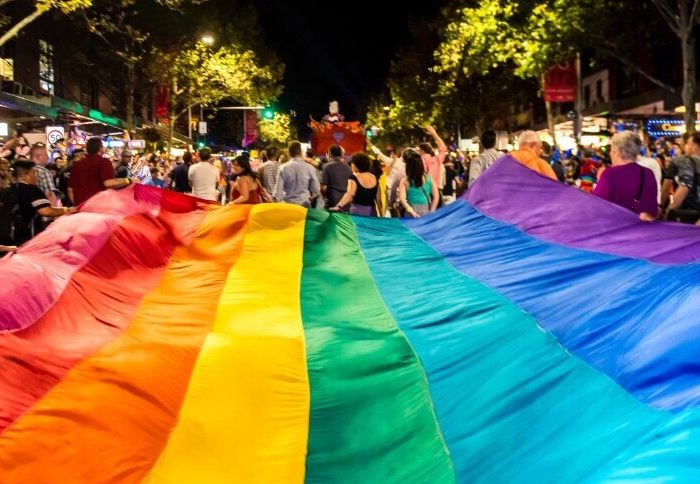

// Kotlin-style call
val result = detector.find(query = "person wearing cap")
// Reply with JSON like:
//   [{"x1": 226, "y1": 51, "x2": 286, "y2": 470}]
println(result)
[
  {"x1": 68, "y1": 138, "x2": 132, "y2": 205},
  {"x1": 116, "y1": 150, "x2": 133, "y2": 178}
]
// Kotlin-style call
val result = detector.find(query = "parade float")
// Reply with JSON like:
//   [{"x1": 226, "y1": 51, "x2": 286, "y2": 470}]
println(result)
[{"x1": 309, "y1": 101, "x2": 366, "y2": 156}]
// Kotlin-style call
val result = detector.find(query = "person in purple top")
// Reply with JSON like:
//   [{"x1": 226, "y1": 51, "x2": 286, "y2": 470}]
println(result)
[{"x1": 593, "y1": 132, "x2": 658, "y2": 221}]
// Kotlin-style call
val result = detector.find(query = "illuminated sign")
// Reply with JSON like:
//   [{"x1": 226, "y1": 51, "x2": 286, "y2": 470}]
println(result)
[
  {"x1": 105, "y1": 139, "x2": 145, "y2": 149},
  {"x1": 646, "y1": 119, "x2": 700, "y2": 138}
]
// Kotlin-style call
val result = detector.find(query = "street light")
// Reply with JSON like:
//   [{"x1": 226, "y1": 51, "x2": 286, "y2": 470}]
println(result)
[{"x1": 196, "y1": 34, "x2": 213, "y2": 143}]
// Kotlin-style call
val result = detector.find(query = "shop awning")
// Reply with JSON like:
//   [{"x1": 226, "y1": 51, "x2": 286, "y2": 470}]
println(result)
[{"x1": 0, "y1": 91, "x2": 58, "y2": 119}]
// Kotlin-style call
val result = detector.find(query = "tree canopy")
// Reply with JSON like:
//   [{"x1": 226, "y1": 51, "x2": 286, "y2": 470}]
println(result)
[{"x1": 258, "y1": 112, "x2": 296, "y2": 146}]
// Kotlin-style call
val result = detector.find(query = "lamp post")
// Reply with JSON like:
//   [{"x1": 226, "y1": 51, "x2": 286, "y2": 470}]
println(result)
[
  {"x1": 575, "y1": 52, "x2": 583, "y2": 145},
  {"x1": 187, "y1": 35, "x2": 215, "y2": 143}
]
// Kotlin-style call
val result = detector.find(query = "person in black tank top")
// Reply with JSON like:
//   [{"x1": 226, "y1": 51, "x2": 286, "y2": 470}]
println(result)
[{"x1": 329, "y1": 153, "x2": 379, "y2": 216}]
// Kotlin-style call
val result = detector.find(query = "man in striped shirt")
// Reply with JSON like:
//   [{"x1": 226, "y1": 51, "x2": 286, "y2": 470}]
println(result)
[
  {"x1": 29, "y1": 142, "x2": 61, "y2": 206},
  {"x1": 258, "y1": 146, "x2": 281, "y2": 195}
]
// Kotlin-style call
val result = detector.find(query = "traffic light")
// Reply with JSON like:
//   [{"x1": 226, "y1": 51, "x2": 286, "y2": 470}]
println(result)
[
  {"x1": 365, "y1": 128, "x2": 373, "y2": 138},
  {"x1": 262, "y1": 107, "x2": 275, "y2": 120},
  {"x1": 197, "y1": 141, "x2": 205, "y2": 149}
]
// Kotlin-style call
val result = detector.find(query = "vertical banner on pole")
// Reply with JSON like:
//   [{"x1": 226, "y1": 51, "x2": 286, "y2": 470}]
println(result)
[
  {"x1": 544, "y1": 59, "x2": 577, "y2": 103},
  {"x1": 155, "y1": 85, "x2": 169, "y2": 121},
  {"x1": 243, "y1": 110, "x2": 258, "y2": 147}
]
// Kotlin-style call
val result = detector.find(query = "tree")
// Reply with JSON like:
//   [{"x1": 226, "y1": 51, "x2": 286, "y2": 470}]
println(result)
[
  {"x1": 80, "y1": 0, "x2": 149, "y2": 130},
  {"x1": 367, "y1": 2, "x2": 546, "y2": 146},
  {"x1": 435, "y1": 0, "x2": 575, "y2": 145},
  {"x1": 258, "y1": 112, "x2": 295, "y2": 146},
  {"x1": 0, "y1": 0, "x2": 197, "y2": 48},
  {"x1": 0, "y1": 1, "x2": 91, "y2": 48},
  {"x1": 650, "y1": 0, "x2": 700, "y2": 132},
  {"x1": 437, "y1": 0, "x2": 700, "y2": 137},
  {"x1": 148, "y1": 41, "x2": 283, "y2": 149},
  {"x1": 366, "y1": 24, "x2": 449, "y2": 144}
]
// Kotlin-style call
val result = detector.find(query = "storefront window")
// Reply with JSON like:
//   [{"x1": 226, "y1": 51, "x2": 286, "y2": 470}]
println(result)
[{"x1": 39, "y1": 40, "x2": 54, "y2": 95}]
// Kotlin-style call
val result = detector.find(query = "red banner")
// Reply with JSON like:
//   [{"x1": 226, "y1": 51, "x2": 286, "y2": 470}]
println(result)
[
  {"x1": 155, "y1": 85, "x2": 169, "y2": 121},
  {"x1": 544, "y1": 59, "x2": 577, "y2": 103},
  {"x1": 243, "y1": 110, "x2": 258, "y2": 147}
]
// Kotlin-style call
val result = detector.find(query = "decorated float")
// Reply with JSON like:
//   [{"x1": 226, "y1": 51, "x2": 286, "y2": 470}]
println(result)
[{"x1": 309, "y1": 101, "x2": 366, "y2": 156}]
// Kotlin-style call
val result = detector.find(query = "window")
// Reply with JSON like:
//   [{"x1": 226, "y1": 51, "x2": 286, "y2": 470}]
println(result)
[
  {"x1": 596, "y1": 80, "x2": 603, "y2": 102},
  {"x1": 81, "y1": 78, "x2": 97, "y2": 108},
  {"x1": 584, "y1": 85, "x2": 591, "y2": 107},
  {"x1": 39, "y1": 40, "x2": 54, "y2": 94}
]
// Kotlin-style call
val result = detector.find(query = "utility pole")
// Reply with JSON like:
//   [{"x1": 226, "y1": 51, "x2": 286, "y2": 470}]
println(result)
[
  {"x1": 243, "y1": 111, "x2": 247, "y2": 148},
  {"x1": 188, "y1": 106, "x2": 192, "y2": 140},
  {"x1": 200, "y1": 104, "x2": 204, "y2": 144},
  {"x1": 457, "y1": 119, "x2": 462, "y2": 148},
  {"x1": 575, "y1": 52, "x2": 583, "y2": 145}
]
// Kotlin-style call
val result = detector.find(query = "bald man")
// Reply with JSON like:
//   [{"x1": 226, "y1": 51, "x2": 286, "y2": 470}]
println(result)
[{"x1": 508, "y1": 131, "x2": 557, "y2": 180}]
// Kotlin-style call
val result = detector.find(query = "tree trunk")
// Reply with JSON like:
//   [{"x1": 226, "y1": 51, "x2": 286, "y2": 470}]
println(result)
[
  {"x1": 681, "y1": 30, "x2": 697, "y2": 134},
  {"x1": 475, "y1": 117, "x2": 485, "y2": 136},
  {"x1": 166, "y1": 79, "x2": 176, "y2": 155},
  {"x1": 542, "y1": 76, "x2": 557, "y2": 147},
  {"x1": 545, "y1": 99, "x2": 557, "y2": 148},
  {"x1": 125, "y1": 64, "x2": 136, "y2": 131},
  {"x1": 140, "y1": 86, "x2": 150, "y2": 124},
  {"x1": 167, "y1": 116, "x2": 174, "y2": 155}
]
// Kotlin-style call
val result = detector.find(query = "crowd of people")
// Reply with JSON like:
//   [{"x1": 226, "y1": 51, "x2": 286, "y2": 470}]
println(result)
[
  {"x1": 466, "y1": 128, "x2": 700, "y2": 224},
  {"x1": 1, "y1": 123, "x2": 699, "y2": 252}
]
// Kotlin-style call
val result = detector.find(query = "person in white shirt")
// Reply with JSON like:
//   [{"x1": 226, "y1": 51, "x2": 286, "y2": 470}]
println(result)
[
  {"x1": 188, "y1": 148, "x2": 220, "y2": 202},
  {"x1": 635, "y1": 137, "x2": 662, "y2": 205},
  {"x1": 636, "y1": 156, "x2": 662, "y2": 205}
]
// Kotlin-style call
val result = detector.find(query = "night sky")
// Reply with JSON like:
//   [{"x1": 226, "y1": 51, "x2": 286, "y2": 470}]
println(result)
[{"x1": 255, "y1": 0, "x2": 443, "y2": 133}]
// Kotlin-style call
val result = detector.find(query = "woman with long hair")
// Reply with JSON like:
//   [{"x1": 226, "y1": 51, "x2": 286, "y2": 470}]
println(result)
[
  {"x1": 370, "y1": 157, "x2": 386, "y2": 215},
  {"x1": 330, "y1": 152, "x2": 380, "y2": 216},
  {"x1": 398, "y1": 149, "x2": 439, "y2": 217},
  {"x1": 229, "y1": 155, "x2": 270, "y2": 204}
]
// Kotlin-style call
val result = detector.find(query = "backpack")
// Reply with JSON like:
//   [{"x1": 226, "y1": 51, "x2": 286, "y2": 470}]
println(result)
[{"x1": 0, "y1": 184, "x2": 22, "y2": 244}]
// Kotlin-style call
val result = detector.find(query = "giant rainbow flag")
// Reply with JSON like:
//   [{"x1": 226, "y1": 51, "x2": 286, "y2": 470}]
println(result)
[{"x1": 2, "y1": 156, "x2": 700, "y2": 482}]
